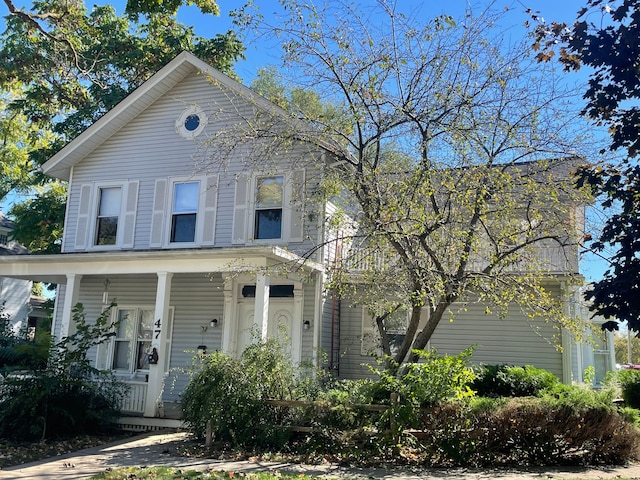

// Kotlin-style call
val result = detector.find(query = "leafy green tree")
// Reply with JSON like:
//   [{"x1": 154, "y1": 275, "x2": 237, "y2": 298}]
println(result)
[
  {"x1": 529, "y1": 1, "x2": 640, "y2": 331},
  {"x1": 211, "y1": 3, "x2": 592, "y2": 371},
  {"x1": 8, "y1": 183, "x2": 66, "y2": 254},
  {"x1": 0, "y1": 2, "x2": 244, "y2": 251}
]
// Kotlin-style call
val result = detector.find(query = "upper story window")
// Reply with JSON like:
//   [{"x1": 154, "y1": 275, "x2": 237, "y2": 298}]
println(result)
[
  {"x1": 255, "y1": 175, "x2": 284, "y2": 240},
  {"x1": 72, "y1": 181, "x2": 139, "y2": 251},
  {"x1": 95, "y1": 187, "x2": 122, "y2": 245},
  {"x1": 231, "y1": 169, "x2": 305, "y2": 245},
  {"x1": 0, "y1": 233, "x2": 7, "y2": 245},
  {"x1": 149, "y1": 175, "x2": 218, "y2": 249},
  {"x1": 170, "y1": 181, "x2": 200, "y2": 243},
  {"x1": 176, "y1": 105, "x2": 208, "y2": 139}
]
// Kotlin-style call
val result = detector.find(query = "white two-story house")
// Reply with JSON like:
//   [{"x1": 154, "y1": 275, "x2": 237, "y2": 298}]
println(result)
[
  {"x1": 0, "y1": 52, "x2": 614, "y2": 427},
  {"x1": 0, "y1": 212, "x2": 33, "y2": 333}
]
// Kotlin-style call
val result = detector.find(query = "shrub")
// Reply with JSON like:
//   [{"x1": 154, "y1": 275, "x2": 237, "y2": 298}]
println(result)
[
  {"x1": 606, "y1": 368, "x2": 640, "y2": 409},
  {"x1": 364, "y1": 348, "x2": 476, "y2": 436},
  {"x1": 418, "y1": 395, "x2": 640, "y2": 466},
  {"x1": 0, "y1": 304, "x2": 126, "y2": 441},
  {"x1": 470, "y1": 364, "x2": 559, "y2": 397},
  {"x1": 306, "y1": 379, "x2": 378, "y2": 431},
  {"x1": 181, "y1": 337, "x2": 307, "y2": 448}
]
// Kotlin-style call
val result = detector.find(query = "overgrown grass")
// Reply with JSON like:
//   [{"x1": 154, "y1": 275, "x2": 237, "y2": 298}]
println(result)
[{"x1": 90, "y1": 467, "x2": 330, "y2": 480}]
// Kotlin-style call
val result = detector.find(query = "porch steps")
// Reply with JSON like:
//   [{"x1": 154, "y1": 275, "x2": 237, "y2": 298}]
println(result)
[{"x1": 116, "y1": 416, "x2": 185, "y2": 432}]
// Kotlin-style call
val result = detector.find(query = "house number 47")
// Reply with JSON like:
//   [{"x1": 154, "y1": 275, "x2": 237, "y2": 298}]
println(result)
[{"x1": 154, "y1": 318, "x2": 162, "y2": 339}]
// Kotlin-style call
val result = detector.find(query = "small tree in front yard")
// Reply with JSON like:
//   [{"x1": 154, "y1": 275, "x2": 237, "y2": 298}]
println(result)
[
  {"x1": 0, "y1": 303, "x2": 127, "y2": 441},
  {"x1": 207, "y1": 2, "x2": 595, "y2": 373}
]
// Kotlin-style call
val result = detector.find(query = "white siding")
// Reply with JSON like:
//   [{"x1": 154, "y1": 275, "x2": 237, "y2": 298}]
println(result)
[
  {"x1": 429, "y1": 297, "x2": 563, "y2": 380},
  {"x1": 63, "y1": 72, "x2": 326, "y2": 257},
  {"x1": 320, "y1": 288, "x2": 341, "y2": 372},
  {"x1": 338, "y1": 297, "x2": 564, "y2": 381},
  {"x1": 0, "y1": 277, "x2": 31, "y2": 331},
  {"x1": 338, "y1": 304, "x2": 378, "y2": 380},
  {"x1": 74, "y1": 274, "x2": 225, "y2": 403},
  {"x1": 163, "y1": 273, "x2": 224, "y2": 402}
]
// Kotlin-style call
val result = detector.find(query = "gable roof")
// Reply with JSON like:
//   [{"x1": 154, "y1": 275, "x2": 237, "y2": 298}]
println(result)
[
  {"x1": 0, "y1": 212, "x2": 13, "y2": 230},
  {"x1": 41, "y1": 51, "x2": 304, "y2": 181}
]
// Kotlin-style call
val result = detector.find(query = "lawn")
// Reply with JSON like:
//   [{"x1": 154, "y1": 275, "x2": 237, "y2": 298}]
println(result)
[{"x1": 90, "y1": 467, "x2": 330, "y2": 479}]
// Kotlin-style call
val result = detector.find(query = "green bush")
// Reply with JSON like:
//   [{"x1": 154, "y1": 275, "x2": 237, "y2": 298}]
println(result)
[
  {"x1": 606, "y1": 368, "x2": 640, "y2": 409},
  {"x1": 363, "y1": 348, "x2": 475, "y2": 436},
  {"x1": 181, "y1": 337, "x2": 307, "y2": 448},
  {"x1": 470, "y1": 364, "x2": 559, "y2": 397},
  {"x1": 0, "y1": 304, "x2": 126, "y2": 441},
  {"x1": 306, "y1": 379, "x2": 378, "y2": 431}
]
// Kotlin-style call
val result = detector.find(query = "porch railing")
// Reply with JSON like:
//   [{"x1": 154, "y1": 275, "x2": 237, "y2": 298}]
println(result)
[
  {"x1": 120, "y1": 381, "x2": 147, "y2": 414},
  {"x1": 342, "y1": 245, "x2": 578, "y2": 275}
]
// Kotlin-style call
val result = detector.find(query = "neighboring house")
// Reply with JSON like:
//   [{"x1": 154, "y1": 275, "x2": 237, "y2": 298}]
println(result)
[
  {"x1": 0, "y1": 52, "x2": 613, "y2": 428},
  {"x1": 0, "y1": 212, "x2": 32, "y2": 334}
]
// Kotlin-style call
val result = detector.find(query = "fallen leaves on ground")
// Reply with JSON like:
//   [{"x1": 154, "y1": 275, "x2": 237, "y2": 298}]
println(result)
[{"x1": 0, "y1": 432, "x2": 136, "y2": 468}]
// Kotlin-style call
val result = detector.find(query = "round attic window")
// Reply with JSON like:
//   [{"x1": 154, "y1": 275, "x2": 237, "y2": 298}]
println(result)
[{"x1": 176, "y1": 106, "x2": 207, "y2": 139}]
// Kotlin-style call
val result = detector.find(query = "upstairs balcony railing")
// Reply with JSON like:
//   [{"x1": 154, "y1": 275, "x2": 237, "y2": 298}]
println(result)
[{"x1": 340, "y1": 244, "x2": 579, "y2": 277}]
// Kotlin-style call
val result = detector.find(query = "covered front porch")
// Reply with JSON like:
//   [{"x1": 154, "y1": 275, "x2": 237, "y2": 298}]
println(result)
[{"x1": 0, "y1": 247, "x2": 324, "y2": 422}]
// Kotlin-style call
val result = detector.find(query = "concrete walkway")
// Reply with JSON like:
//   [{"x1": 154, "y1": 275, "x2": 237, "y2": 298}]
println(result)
[{"x1": 2, "y1": 431, "x2": 640, "y2": 480}]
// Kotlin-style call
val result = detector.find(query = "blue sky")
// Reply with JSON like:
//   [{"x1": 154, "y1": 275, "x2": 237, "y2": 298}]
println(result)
[
  {"x1": 1, "y1": 0, "x2": 611, "y2": 281},
  {"x1": 181, "y1": 1, "x2": 593, "y2": 83}
]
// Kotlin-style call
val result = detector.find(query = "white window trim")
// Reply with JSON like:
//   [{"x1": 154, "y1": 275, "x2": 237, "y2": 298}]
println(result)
[
  {"x1": 165, "y1": 176, "x2": 205, "y2": 248},
  {"x1": 89, "y1": 181, "x2": 126, "y2": 251},
  {"x1": 97, "y1": 305, "x2": 174, "y2": 376},
  {"x1": 176, "y1": 105, "x2": 208, "y2": 139}
]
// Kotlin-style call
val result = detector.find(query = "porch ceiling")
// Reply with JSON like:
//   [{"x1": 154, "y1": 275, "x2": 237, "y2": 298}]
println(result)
[{"x1": 0, "y1": 246, "x2": 323, "y2": 284}]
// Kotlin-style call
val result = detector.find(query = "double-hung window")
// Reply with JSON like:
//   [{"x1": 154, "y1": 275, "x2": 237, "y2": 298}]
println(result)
[
  {"x1": 95, "y1": 187, "x2": 122, "y2": 245},
  {"x1": 255, "y1": 175, "x2": 284, "y2": 240},
  {"x1": 101, "y1": 306, "x2": 173, "y2": 375},
  {"x1": 112, "y1": 308, "x2": 154, "y2": 372},
  {"x1": 170, "y1": 181, "x2": 199, "y2": 243}
]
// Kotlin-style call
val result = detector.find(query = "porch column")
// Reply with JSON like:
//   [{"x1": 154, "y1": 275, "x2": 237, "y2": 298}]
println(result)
[
  {"x1": 291, "y1": 284, "x2": 303, "y2": 365},
  {"x1": 145, "y1": 271, "x2": 173, "y2": 418},
  {"x1": 58, "y1": 274, "x2": 82, "y2": 342},
  {"x1": 221, "y1": 273, "x2": 234, "y2": 355},
  {"x1": 560, "y1": 281, "x2": 574, "y2": 384},
  {"x1": 255, "y1": 272, "x2": 270, "y2": 341}
]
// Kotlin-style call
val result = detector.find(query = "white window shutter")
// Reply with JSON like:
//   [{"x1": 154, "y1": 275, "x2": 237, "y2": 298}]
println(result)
[
  {"x1": 121, "y1": 181, "x2": 139, "y2": 249},
  {"x1": 74, "y1": 184, "x2": 93, "y2": 250},
  {"x1": 95, "y1": 339, "x2": 113, "y2": 370},
  {"x1": 201, "y1": 175, "x2": 218, "y2": 246},
  {"x1": 164, "y1": 308, "x2": 174, "y2": 373},
  {"x1": 150, "y1": 179, "x2": 167, "y2": 248},
  {"x1": 232, "y1": 174, "x2": 249, "y2": 244},
  {"x1": 289, "y1": 169, "x2": 305, "y2": 242}
]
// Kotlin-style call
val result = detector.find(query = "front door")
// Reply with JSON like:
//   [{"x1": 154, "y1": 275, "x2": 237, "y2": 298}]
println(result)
[{"x1": 236, "y1": 300, "x2": 295, "y2": 357}]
